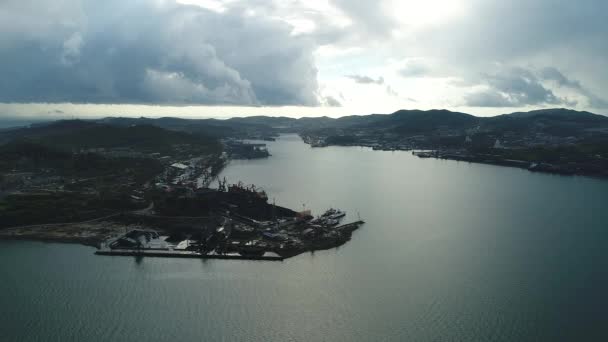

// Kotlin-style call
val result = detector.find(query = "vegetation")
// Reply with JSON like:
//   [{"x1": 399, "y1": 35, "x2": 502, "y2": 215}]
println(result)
[
  {"x1": 0, "y1": 192, "x2": 125, "y2": 228},
  {"x1": 99, "y1": 116, "x2": 274, "y2": 138},
  {"x1": 0, "y1": 120, "x2": 222, "y2": 154},
  {"x1": 0, "y1": 141, "x2": 163, "y2": 180}
]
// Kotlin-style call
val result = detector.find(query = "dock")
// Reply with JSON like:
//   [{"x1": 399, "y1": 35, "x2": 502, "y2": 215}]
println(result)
[
  {"x1": 336, "y1": 220, "x2": 365, "y2": 231},
  {"x1": 94, "y1": 214, "x2": 365, "y2": 261},
  {"x1": 95, "y1": 249, "x2": 284, "y2": 261}
]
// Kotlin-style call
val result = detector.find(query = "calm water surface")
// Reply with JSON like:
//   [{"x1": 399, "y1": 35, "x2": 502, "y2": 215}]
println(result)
[{"x1": 2, "y1": 134, "x2": 608, "y2": 341}]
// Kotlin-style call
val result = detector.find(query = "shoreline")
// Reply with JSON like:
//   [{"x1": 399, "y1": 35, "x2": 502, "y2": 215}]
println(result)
[
  {"x1": 299, "y1": 139, "x2": 608, "y2": 179},
  {"x1": 0, "y1": 221, "x2": 136, "y2": 249},
  {"x1": 0, "y1": 220, "x2": 365, "y2": 261},
  {"x1": 420, "y1": 153, "x2": 608, "y2": 179}
]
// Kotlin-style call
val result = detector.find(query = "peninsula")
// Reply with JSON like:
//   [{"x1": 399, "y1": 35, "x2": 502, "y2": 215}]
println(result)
[{"x1": 0, "y1": 120, "x2": 362, "y2": 259}]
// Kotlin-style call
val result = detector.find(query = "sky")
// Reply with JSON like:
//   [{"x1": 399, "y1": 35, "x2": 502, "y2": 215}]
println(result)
[{"x1": 1, "y1": 0, "x2": 607, "y2": 120}]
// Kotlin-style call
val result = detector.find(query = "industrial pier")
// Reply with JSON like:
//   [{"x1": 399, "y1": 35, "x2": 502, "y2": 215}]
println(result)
[
  {"x1": 95, "y1": 220, "x2": 364, "y2": 261},
  {"x1": 95, "y1": 249, "x2": 285, "y2": 261}
]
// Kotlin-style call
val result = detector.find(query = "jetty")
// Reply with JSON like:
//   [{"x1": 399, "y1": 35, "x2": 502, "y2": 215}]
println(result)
[
  {"x1": 95, "y1": 249, "x2": 284, "y2": 261},
  {"x1": 91, "y1": 183, "x2": 365, "y2": 261}
]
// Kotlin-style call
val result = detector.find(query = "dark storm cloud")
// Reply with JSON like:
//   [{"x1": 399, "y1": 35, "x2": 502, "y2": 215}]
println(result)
[
  {"x1": 0, "y1": 0, "x2": 320, "y2": 106},
  {"x1": 346, "y1": 75, "x2": 384, "y2": 85}
]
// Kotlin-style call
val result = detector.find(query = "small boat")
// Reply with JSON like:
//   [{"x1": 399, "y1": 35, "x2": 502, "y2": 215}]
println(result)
[
  {"x1": 329, "y1": 211, "x2": 346, "y2": 219},
  {"x1": 321, "y1": 208, "x2": 339, "y2": 217}
]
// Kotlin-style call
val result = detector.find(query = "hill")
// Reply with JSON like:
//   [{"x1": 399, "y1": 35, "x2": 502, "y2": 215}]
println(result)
[
  {"x1": 0, "y1": 120, "x2": 221, "y2": 154},
  {"x1": 483, "y1": 108, "x2": 608, "y2": 136},
  {"x1": 98, "y1": 116, "x2": 279, "y2": 138},
  {"x1": 298, "y1": 108, "x2": 608, "y2": 136},
  {"x1": 368, "y1": 109, "x2": 478, "y2": 133},
  {"x1": 2, "y1": 108, "x2": 606, "y2": 145}
]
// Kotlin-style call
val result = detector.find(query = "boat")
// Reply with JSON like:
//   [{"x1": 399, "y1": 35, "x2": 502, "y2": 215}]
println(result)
[
  {"x1": 329, "y1": 211, "x2": 346, "y2": 219},
  {"x1": 321, "y1": 208, "x2": 339, "y2": 217},
  {"x1": 322, "y1": 208, "x2": 345, "y2": 218},
  {"x1": 325, "y1": 219, "x2": 340, "y2": 226}
]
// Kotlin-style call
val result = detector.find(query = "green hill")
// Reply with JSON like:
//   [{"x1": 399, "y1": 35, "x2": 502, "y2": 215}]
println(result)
[{"x1": 0, "y1": 120, "x2": 221, "y2": 154}]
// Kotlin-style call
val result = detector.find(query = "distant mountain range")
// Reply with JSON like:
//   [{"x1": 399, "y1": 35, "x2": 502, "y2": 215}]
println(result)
[
  {"x1": 1, "y1": 108, "x2": 607, "y2": 144},
  {"x1": 1, "y1": 108, "x2": 606, "y2": 181},
  {"x1": 132, "y1": 108, "x2": 608, "y2": 137},
  {"x1": 231, "y1": 108, "x2": 608, "y2": 136}
]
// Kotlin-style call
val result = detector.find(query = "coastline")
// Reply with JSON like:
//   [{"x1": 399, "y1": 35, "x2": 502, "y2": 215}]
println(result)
[
  {"x1": 418, "y1": 152, "x2": 608, "y2": 179},
  {"x1": 0, "y1": 221, "x2": 134, "y2": 248},
  {"x1": 0, "y1": 218, "x2": 365, "y2": 260},
  {"x1": 300, "y1": 138, "x2": 608, "y2": 179}
]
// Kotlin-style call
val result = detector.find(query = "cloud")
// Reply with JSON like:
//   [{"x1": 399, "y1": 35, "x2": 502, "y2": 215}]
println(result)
[
  {"x1": 464, "y1": 67, "x2": 566, "y2": 107},
  {"x1": 0, "y1": 0, "x2": 320, "y2": 106},
  {"x1": 2, "y1": 0, "x2": 608, "y2": 113},
  {"x1": 332, "y1": 0, "x2": 395, "y2": 37},
  {"x1": 540, "y1": 67, "x2": 608, "y2": 109},
  {"x1": 141, "y1": 69, "x2": 257, "y2": 105},
  {"x1": 411, "y1": 1, "x2": 608, "y2": 105},
  {"x1": 460, "y1": 65, "x2": 608, "y2": 109},
  {"x1": 587, "y1": 93, "x2": 608, "y2": 109},
  {"x1": 346, "y1": 75, "x2": 384, "y2": 85},
  {"x1": 417, "y1": 1, "x2": 608, "y2": 63},
  {"x1": 60, "y1": 32, "x2": 84, "y2": 66},
  {"x1": 539, "y1": 67, "x2": 582, "y2": 88},
  {"x1": 385, "y1": 85, "x2": 399, "y2": 97},
  {"x1": 398, "y1": 60, "x2": 432, "y2": 78},
  {"x1": 322, "y1": 96, "x2": 342, "y2": 107}
]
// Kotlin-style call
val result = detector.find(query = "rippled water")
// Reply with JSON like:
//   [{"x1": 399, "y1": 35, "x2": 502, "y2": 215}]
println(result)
[{"x1": 2, "y1": 134, "x2": 608, "y2": 341}]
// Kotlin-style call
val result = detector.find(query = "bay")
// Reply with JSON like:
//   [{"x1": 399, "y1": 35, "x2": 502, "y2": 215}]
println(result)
[{"x1": 2, "y1": 134, "x2": 608, "y2": 341}]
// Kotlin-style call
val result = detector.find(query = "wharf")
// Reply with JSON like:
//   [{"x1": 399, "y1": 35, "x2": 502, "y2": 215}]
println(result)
[
  {"x1": 336, "y1": 220, "x2": 365, "y2": 232},
  {"x1": 95, "y1": 249, "x2": 284, "y2": 261},
  {"x1": 94, "y1": 218, "x2": 365, "y2": 261}
]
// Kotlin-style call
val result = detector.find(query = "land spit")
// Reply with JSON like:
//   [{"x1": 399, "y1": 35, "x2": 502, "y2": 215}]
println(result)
[{"x1": 0, "y1": 183, "x2": 365, "y2": 261}]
